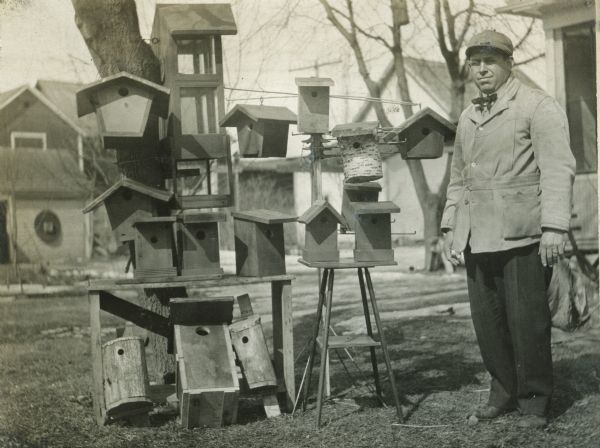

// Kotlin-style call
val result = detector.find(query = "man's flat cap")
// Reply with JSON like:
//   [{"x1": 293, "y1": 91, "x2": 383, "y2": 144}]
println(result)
[{"x1": 466, "y1": 30, "x2": 513, "y2": 57}]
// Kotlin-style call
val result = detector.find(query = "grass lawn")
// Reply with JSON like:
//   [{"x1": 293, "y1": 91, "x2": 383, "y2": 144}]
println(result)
[{"x1": 0, "y1": 268, "x2": 599, "y2": 447}]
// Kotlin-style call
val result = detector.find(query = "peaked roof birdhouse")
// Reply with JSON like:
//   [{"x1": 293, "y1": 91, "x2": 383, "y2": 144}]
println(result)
[
  {"x1": 220, "y1": 105, "x2": 297, "y2": 158},
  {"x1": 76, "y1": 72, "x2": 170, "y2": 148},
  {"x1": 298, "y1": 200, "x2": 345, "y2": 263},
  {"x1": 295, "y1": 77, "x2": 334, "y2": 134},
  {"x1": 387, "y1": 107, "x2": 456, "y2": 159}
]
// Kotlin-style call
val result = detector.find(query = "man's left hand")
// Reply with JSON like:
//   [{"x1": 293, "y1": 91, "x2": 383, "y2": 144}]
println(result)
[{"x1": 539, "y1": 229, "x2": 567, "y2": 267}]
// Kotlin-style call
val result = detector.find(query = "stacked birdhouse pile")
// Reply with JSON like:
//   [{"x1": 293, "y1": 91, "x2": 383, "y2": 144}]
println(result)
[{"x1": 78, "y1": 3, "x2": 297, "y2": 428}]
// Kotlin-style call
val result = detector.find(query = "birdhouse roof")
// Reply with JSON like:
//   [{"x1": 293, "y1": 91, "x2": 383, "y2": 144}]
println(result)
[
  {"x1": 182, "y1": 212, "x2": 228, "y2": 223},
  {"x1": 343, "y1": 181, "x2": 382, "y2": 192},
  {"x1": 331, "y1": 121, "x2": 379, "y2": 138},
  {"x1": 232, "y1": 209, "x2": 297, "y2": 224},
  {"x1": 392, "y1": 107, "x2": 456, "y2": 141},
  {"x1": 82, "y1": 177, "x2": 172, "y2": 213},
  {"x1": 353, "y1": 201, "x2": 400, "y2": 215},
  {"x1": 76, "y1": 72, "x2": 170, "y2": 118},
  {"x1": 220, "y1": 104, "x2": 297, "y2": 127},
  {"x1": 154, "y1": 3, "x2": 237, "y2": 37},
  {"x1": 298, "y1": 200, "x2": 345, "y2": 225},
  {"x1": 295, "y1": 77, "x2": 334, "y2": 87},
  {"x1": 133, "y1": 216, "x2": 177, "y2": 226}
]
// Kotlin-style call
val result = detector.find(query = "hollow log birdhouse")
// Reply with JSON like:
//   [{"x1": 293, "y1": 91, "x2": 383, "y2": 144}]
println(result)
[
  {"x1": 151, "y1": 4, "x2": 237, "y2": 209},
  {"x1": 341, "y1": 181, "x2": 381, "y2": 232},
  {"x1": 298, "y1": 200, "x2": 345, "y2": 263},
  {"x1": 220, "y1": 105, "x2": 297, "y2": 158},
  {"x1": 178, "y1": 212, "x2": 227, "y2": 277},
  {"x1": 82, "y1": 178, "x2": 173, "y2": 243},
  {"x1": 331, "y1": 121, "x2": 383, "y2": 184},
  {"x1": 232, "y1": 209, "x2": 297, "y2": 277},
  {"x1": 386, "y1": 107, "x2": 456, "y2": 159},
  {"x1": 353, "y1": 201, "x2": 400, "y2": 263},
  {"x1": 133, "y1": 216, "x2": 177, "y2": 279},
  {"x1": 295, "y1": 77, "x2": 334, "y2": 134}
]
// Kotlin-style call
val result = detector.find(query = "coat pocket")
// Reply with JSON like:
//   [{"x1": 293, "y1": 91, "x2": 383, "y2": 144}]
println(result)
[{"x1": 501, "y1": 188, "x2": 542, "y2": 239}]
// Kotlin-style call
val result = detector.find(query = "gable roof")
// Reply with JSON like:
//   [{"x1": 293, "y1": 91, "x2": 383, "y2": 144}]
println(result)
[
  {"x1": 298, "y1": 199, "x2": 345, "y2": 225},
  {"x1": 231, "y1": 209, "x2": 297, "y2": 224},
  {"x1": 220, "y1": 104, "x2": 297, "y2": 127},
  {"x1": 0, "y1": 147, "x2": 91, "y2": 199},
  {"x1": 83, "y1": 177, "x2": 173, "y2": 213}
]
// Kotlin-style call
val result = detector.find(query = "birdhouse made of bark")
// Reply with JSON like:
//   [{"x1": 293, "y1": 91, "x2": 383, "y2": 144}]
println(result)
[
  {"x1": 298, "y1": 200, "x2": 345, "y2": 263},
  {"x1": 353, "y1": 201, "x2": 400, "y2": 263},
  {"x1": 232, "y1": 209, "x2": 297, "y2": 277},
  {"x1": 76, "y1": 72, "x2": 170, "y2": 149},
  {"x1": 82, "y1": 178, "x2": 173, "y2": 243},
  {"x1": 385, "y1": 107, "x2": 456, "y2": 159},
  {"x1": 220, "y1": 105, "x2": 297, "y2": 158},
  {"x1": 178, "y1": 212, "x2": 227, "y2": 277},
  {"x1": 295, "y1": 77, "x2": 334, "y2": 134},
  {"x1": 332, "y1": 121, "x2": 383, "y2": 183},
  {"x1": 341, "y1": 181, "x2": 382, "y2": 232},
  {"x1": 133, "y1": 216, "x2": 177, "y2": 279}
]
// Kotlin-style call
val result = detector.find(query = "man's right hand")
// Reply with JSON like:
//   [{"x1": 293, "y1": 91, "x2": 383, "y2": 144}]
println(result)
[{"x1": 443, "y1": 230, "x2": 462, "y2": 266}]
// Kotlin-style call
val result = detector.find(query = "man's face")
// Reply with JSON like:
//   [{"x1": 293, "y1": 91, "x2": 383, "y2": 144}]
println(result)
[{"x1": 468, "y1": 49, "x2": 513, "y2": 94}]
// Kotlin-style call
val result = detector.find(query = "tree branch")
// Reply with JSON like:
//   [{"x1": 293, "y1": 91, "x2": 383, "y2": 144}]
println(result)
[
  {"x1": 514, "y1": 52, "x2": 545, "y2": 66},
  {"x1": 433, "y1": 0, "x2": 450, "y2": 59},
  {"x1": 456, "y1": 0, "x2": 474, "y2": 50},
  {"x1": 513, "y1": 18, "x2": 536, "y2": 51}
]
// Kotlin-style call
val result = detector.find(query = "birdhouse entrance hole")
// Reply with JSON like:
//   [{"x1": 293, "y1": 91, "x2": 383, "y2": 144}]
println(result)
[
  {"x1": 242, "y1": 336, "x2": 249, "y2": 344},
  {"x1": 422, "y1": 127, "x2": 430, "y2": 136},
  {"x1": 196, "y1": 230, "x2": 206, "y2": 240},
  {"x1": 352, "y1": 141, "x2": 361, "y2": 149},
  {"x1": 117, "y1": 348, "x2": 124, "y2": 355},
  {"x1": 118, "y1": 87, "x2": 129, "y2": 97},
  {"x1": 150, "y1": 236, "x2": 158, "y2": 244},
  {"x1": 195, "y1": 326, "x2": 210, "y2": 336},
  {"x1": 371, "y1": 217, "x2": 378, "y2": 224},
  {"x1": 265, "y1": 229, "x2": 274, "y2": 239}
]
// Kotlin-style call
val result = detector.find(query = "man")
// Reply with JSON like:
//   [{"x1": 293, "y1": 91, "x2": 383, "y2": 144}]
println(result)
[{"x1": 442, "y1": 30, "x2": 575, "y2": 428}]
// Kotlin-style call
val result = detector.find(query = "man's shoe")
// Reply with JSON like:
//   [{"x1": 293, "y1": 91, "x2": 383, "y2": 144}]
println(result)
[
  {"x1": 471, "y1": 404, "x2": 509, "y2": 420},
  {"x1": 516, "y1": 414, "x2": 548, "y2": 429}
]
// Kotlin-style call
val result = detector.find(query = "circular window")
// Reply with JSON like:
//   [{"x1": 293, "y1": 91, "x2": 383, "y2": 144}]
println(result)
[{"x1": 34, "y1": 210, "x2": 61, "y2": 245}]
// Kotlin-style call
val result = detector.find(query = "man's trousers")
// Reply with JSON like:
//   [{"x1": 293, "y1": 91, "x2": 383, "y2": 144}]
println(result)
[{"x1": 464, "y1": 243, "x2": 552, "y2": 416}]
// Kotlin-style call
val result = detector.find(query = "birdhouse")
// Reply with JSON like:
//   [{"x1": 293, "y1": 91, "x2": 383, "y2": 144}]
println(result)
[
  {"x1": 76, "y1": 72, "x2": 170, "y2": 149},
  {"x1": 386, "y1": 107, "x2": 456, "y2": 159},
  {"x1": 82, "y1": 178, "x2": 172, "y2": 243},
  {"x1": 232, "y1": 209, "x2": 297, "y2": 277},
  {"x1": 220, "y1": 105, "x2": 297, "y2": 158},
  {"x1": 353, "y1": 201, "x2": 400, "y2": 263},
  {"x1": 332, "y1": 121, "x2": 383, "y2": 183},
  {"x1": 133, "y1": 216, "x2": 177, "y2": 279},
  {"x1": 178, "y1": 212, "x2": 226, "y2": 277},
  {"x1": 295, "y1": 77, "x2": 334, "y2": 134},
  {"x1": 298, "y1": 200, "x2": 345, "y2": 263},
  {"x1": 341, "y1": 182, "x2": 382, "y2": 232}
]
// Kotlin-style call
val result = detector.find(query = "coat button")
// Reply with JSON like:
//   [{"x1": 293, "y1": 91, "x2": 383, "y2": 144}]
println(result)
[
  {"x1": 471, "y1": 161, "x2": 477, "y2": 167},
  {"x1": 478, "y1": 126, "x2": 484, "y2": 130}
]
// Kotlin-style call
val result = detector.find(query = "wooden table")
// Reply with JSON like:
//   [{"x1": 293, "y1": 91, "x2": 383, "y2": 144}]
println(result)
[{"x1": 87, "y1": 274, "x2": 295, "y2": 425}]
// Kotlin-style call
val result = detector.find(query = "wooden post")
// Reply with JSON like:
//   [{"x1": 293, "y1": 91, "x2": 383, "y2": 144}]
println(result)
[
  {"x1": 271, "y1": 279, "x2": 295, "y2": 411},
  {"x1": 89, "y1": 292, "x2": 107, "y2": 426}
]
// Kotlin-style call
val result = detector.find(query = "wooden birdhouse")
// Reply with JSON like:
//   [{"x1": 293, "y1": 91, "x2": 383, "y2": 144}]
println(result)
[
  {"x1": 220, "y1": 104, "x2": 297, "y2": 158},
  {"x1": 232, "y1": 209, "x2": 297, "y2": 277},
  {"x1": 353, "y1": 201, "x2": 400, "y2": 263},
  {"x1": 133, "y1": 216, "x2": 177, "y2": 279},
  {"x1": 76, "y1": 72, "x2": 170, "y2": 149},
  {"x1": 386, "y1": 107, "x2": 456, "y2": 159},
  {"x1": 178, "y1": 212, "x2": 226, "y2": 277},
  {"x1": 341, "y1": 182, "x2": 382, "y2": 232},
  {"x1": 170, "y1": 297, "x2": 239, "y2": 429},
  {"x1": 295, "y1": 77, "x2": 334, "y2": 134},
  {"x1": 82, "y1": 178, "x2": 172, "y2": 243},
  {"x1": 298, "y1": 200, "x2": 345, "y2": 263}
]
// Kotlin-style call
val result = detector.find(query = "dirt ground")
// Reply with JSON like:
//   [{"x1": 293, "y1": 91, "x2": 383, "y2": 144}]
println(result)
[{"x1": 0, "y1": 251, "x2": 599, "y2": 448}]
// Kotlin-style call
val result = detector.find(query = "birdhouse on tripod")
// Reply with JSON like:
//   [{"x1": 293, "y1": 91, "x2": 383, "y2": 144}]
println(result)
[
  {"x1": 295, "y1": 77, "x2": 334, "y2": 134},
  {"x1": 341, "y1": 182, "x2": 382, "y2": 232},
  {"x1": 353, "y1": 201, "x2": 400, "y2": 263},
  {"x1": 76, "y1": 72, "x2": 170, "y2": 149},
  {"x1": 386, "y1": 107, "x2": 456, "y2": 159},
  {"x1": 220, "y1": 105, "x2": 297, "y2": 157},
  {"x1": 298, "y1": 200, "x2": 345, "y2": 263}
]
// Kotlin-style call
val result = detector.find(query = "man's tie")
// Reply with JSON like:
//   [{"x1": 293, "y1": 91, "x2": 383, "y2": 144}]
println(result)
[{"x1": 471, "y1": 93, "x2": 497, "y2": 109}]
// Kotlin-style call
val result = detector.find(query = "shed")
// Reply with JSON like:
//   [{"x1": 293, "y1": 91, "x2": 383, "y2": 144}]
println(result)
[{"x1": 298, "y1": 200, "x2": 345, "y2": 263}]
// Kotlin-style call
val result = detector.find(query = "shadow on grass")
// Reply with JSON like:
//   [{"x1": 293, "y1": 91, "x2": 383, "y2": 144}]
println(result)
[{"x1": 552, "y1": 353, "x2": 600, "y2": 418}]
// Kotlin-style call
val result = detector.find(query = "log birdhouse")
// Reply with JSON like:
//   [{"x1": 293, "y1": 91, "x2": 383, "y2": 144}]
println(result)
[
  {"x1": 332, "y1": 121, "x2": 383, "y2": 184},
  {"x1": 387, "y1": 107, "x2": 456, "y2": 159},
  {"x1": 298, "y1": 200, "x2": 345, "y2": 263},
  {"x1": 178, "y1": 212, "x2": 226, "y2": 277},
  {"x1": 353, "y1": 201, "x2": 400, "y2": 263},
  {"x1": 76, "y1": 72, "x2": 170, "y2": 149},
  {"x1": 295, "y1": 77, "x2": 334, "y2": 134},
  {"x1": 151, "y1": 4, "x2": 237, "y2": 209},
  {"x1": 133, "y1": 216, "x2": 177, "y2": 279},
  {"x1": 341, "y1": 182, "x2": 382, "y2": 232},
  {"x1": 232, "y1": 210, "x2": 297, "y2": 277},
  {"x1": 220, "y1": 105, "x2": 297, "y2": 158},
  {"x1": 82, "y1": 178, "x2": 172, "y2": 243}
]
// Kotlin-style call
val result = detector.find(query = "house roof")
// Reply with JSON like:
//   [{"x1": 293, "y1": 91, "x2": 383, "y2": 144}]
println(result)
[
  {"x1": 496, "y1": 0, "x2": 589, "y2": 17},
  {"x1": 153, "y1": 3, "x2": 238, "y2": 37},
  {"x1": 82, "y1": 177, "x2": 172, "y2": 213},
  {"x1": 353, "y1": 201, "x2": 400, "y2": 215},
  {"x1": 0, "y1": 147, "x2": 91, "y2": 199},
  {"x1": 295, "y1": 77, "x2": 335, "y2": 87},
  {"x1": 331, "y1": 121, "x2": 379, "y2": 138},
  {"x1": 392, "y1": 107, "x2": 456, "y2": 140},
  {"x1": 344, "y1": 181, "x2": 382, "y2": 192},
  {"x1": 220, "y1": 104, "x2": 297, "y2": 127},
  {"x1": 298, "y1": 200, "x2": 345, "y2": 225},
  {"x1": 182, "y1": 212, "x2": 228, "y2": 223},
  {"x1": 231, "y1": 209, "x2": 297, "y2": 224}
]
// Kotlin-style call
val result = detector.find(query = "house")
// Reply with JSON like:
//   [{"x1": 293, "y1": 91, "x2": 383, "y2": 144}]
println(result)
[
  {"x1": 0, "y1": 80, "x2": 101, "y2": 265},
  {"x1": 497, "y1": 0, "x2": 598, "y2": 252}
]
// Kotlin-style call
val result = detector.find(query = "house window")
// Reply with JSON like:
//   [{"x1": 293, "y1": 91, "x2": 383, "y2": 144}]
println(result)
[
  {"x1": 34, "y1": 210, "x2": 61, "y2": 245},
  {"x1": 176, "y1": 37, "x2": 216, "y2": 75},
  {"x1": 563, "y1": 22, "x2": 597, "y2": 173},
  {"x1": 10, "y1": 131, "x2": 47, "y2": 150}
]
